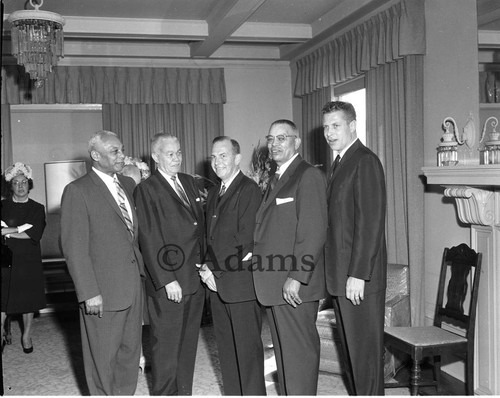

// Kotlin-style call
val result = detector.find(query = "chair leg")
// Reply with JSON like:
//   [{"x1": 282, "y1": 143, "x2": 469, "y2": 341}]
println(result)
[
  {"x1": 433, "y1": 355, "x2": 441, "y2": 393},
  {"x1": 410, "y1": 358, "x2": 421, "y2": 396},
  {"x1": 5, "y1": 316, "x2": 11, "y2": 345},
  {"x1": 465, "y1": 352, "x2": 474, "y2": 395}
]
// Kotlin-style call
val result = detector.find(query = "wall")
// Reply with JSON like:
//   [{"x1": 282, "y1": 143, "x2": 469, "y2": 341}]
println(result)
[
  {"x1": 7, "y1": 64, "x2": 292, "y2": 257},
  {"x1": 223, "y1": 64, "x2": 292, "y2": 174},
  {"x1": 10, "y1": 105, "x2": 103, "y2": 257},
  {"x1": 423, "y1": 0, "x2": 479, "y2": 380}
]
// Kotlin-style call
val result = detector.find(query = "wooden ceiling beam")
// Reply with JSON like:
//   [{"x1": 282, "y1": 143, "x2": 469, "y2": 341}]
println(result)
[{"x1": 190, "y1": 0, "x2": 266, "y2": 58}]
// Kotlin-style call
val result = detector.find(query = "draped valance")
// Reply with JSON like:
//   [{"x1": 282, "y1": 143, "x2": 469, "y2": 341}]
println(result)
[
  {"x1": 294, "y1": 0, "x2": 425, "y2": 97},
  {"x1": 1, "y1": 66, "x2": 226, "y2": 105}
]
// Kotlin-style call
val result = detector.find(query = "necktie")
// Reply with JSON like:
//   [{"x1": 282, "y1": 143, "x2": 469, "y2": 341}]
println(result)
[
  {"x1": 265, "y1": 172, "x2": 280, "y2": 201},
  {"x1": 113, "y1": 176, "x2": 134, "y2": 237},
  {"x1": 270, "y1": 172, "x2": 280, "y2": 190},
  {"x1": 217, "y1": 183, "x2": 226, "y2": 204},
  {"x1": 329, "y1": 155, "x2": 341, "y2": 181},
  {"x1": 171, "y1": 176, "x2": 191, "y2": 208}
]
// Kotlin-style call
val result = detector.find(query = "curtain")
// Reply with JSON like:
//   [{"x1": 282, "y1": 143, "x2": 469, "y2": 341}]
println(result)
[
  {"x1": 300, "y1": 86, "x2": 331, "y2": 170},
  {"x1": 1, "y1": 66, "x2": 226, "y2": 105},
  {"x1": 294, "y1": 0, "x2": 425, "y2": 97},
  {"x1": 366, "y1": 55, "x2": 425, "y2": 326},
  {"x1": 294, "y1": 0, "x2": 426, "y2": 327},
  {"x1": 102, "y1": 103, "x2": 223, "y2": 176},
  {"x1": 1, "y1": 105, "x2": 13, "y2": 172},
  {"x1": 1, "y1": 65, "x2": 226, "y2": 180}
]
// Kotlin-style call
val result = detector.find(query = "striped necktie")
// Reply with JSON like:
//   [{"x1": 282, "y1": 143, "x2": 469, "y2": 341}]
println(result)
[
  {"x1": 171, "y1": 176, "x2": 191, "y2": 208},
  {"x1": 113, "y1": 176, "x2": 134, "y2": 237},
  {"x1": 217, "y1": 183, "x2": 226, "y2": 204}
]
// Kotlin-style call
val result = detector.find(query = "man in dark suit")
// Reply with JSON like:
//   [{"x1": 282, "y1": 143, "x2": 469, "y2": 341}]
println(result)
[
  {"x1": 134, "y1": 133, "x2": 205, "y2": 395},
  {"x1": 197, "y1": 136, "x2": 265, "y2": 395},
  {"x1": 252, "y1": 120, "x2": 327, "y2": 395},
  {"x1": 322, "y1": 101, "x2": 387, "y2": 395},
  {"x1": 60, "y1": 130, "x2": 144, "y2": 395}
]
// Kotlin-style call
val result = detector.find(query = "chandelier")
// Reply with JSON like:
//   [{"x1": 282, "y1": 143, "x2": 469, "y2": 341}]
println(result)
[{"x1": 7, "y1": 0, "x2": 65, "y2": 88}]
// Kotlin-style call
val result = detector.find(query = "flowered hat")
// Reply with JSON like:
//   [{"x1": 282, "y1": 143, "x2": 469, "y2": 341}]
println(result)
[
  {"x1": 123, "y1": 156, "x2": 151, "y2": 180},
  {"x1": 4, "y1": 162, "x2": 33, "y2": 182}
]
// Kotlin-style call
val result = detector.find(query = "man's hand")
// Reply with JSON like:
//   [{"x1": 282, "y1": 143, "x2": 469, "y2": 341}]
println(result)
[
  {"x1": 165, "y1": 280, "x2": 183, "y2": 303},
  {"x1": 196, "y1": 263, "x2": 217, "y2": 292},
  {"x1": 84, "y1": 295, "x2": 103, "y2": 317},
  {"x1": 346, "y1": 276, "x2": 365, "y2": 305},
  {"x1": 283, "y1": 277, "x2": 302, "y2": 308}
]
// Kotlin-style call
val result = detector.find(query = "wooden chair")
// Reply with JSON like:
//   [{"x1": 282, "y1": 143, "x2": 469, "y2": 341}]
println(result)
[{"x1": 384, "y1": 243, "x2": 482, "y2": 395}]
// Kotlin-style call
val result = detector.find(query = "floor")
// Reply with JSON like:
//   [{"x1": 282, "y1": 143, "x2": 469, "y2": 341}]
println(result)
[{"x1": 1, "y1": 295, "x2": 412, "y2": 396}]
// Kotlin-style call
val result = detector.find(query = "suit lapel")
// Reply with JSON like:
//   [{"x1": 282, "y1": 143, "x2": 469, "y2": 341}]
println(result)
[
  {"x1": 89, "y1": 171, "x2": 135, "y2": 239},
  {"x1": 153, "y1": 171, "x2": 192, "y2": 217},
  {"x1": 206, "y1": 183, "x2": 219, "y2": 237},
  {"x1": 217, "y1": 171, "x2": 243, "y2": 209},
  {"x1": 257, "y1": 155, "x2": 301, "y2": 219},
  {"x1": 89, "y1": 171, "x2": 123, "y2": 221},
  {"x1": 208, "y1": 171, "x2": 244, "y2": 236},
  {"x1": 116, "y1": 174, "x2": 139, "y2": 236},
  {"x1": 328, "y1": 139, "x2": 363, "y2": 195},
  {"x1": 156, "y1": 171, "x2": 186, "y2": 207},
  {"x1": 178, "y1": 173, "x2": 200, "y2": 220}
]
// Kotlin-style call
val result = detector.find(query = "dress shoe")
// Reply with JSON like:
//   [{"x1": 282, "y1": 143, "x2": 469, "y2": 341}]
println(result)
[
  {"x1": 139, "y1": 355, "x2": 146, "y2": 373},
  {"x1": 22, "y1": 338, "x2": 33, "y2": 354}
]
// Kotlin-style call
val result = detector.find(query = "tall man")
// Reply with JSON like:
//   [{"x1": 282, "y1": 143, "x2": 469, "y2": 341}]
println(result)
[
  {"x1": 134, "y1": 133, "x2": 205, "y2": 395},
  {"x1": 322, "y1": 101, "x2": 387, "y2": 395},
  {"x1": 198, "y1": 136, "x2": 266, "y2": 395},
  {"x1": 61, "y1": 130, "x2": 144, "y2": 395},
  {"x1": 252, "y1": 120, "x2": 327, "y2": 395}
]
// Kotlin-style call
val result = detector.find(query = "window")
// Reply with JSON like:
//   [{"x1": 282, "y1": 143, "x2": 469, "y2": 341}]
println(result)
[{"x1": 333, "y1": 77, "x2": 366, "y2": 145}]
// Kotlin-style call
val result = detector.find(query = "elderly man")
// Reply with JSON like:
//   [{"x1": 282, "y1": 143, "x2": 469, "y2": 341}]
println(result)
[
  {"x1": 323, "y1": 101, "x2": 387, "y2": 395},
  {"x1": 61, "y1": 130, "x2": 144, "y2": 395},
  {"x1": 134, "y1": 133, "x2": 205, "y2": 395},
  {"x1": 252, "y1": 119, "x2": 327, "y2": 395},
  {"x1": 198, "y1": 136, "x2": 265, "y2": 395}
]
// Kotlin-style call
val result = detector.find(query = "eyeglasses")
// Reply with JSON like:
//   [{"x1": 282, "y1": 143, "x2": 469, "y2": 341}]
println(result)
[
  {"x1": 265, "y1": 134, "x2": 297, "y2": 144},
  {"x1": 12, "y1": 180, "x2": 28, "y2": 186}
]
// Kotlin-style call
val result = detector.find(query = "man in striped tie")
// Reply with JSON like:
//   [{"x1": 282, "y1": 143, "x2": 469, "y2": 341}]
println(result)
[
  {"x1": 61, "y1": 130, "x2": 144, "y2": 395},
  {"x1": 134, "y1": 134, "x2": 206, "y2": 395}
]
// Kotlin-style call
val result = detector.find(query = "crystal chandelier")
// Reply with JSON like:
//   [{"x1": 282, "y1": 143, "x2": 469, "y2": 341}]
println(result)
[{"x1": 7, "y1": 0, "x2": 65, "y2": 88}]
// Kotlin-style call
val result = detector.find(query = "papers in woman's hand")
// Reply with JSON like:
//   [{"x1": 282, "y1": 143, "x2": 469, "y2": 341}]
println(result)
[{"x1": 17, "y1": 223, "x2": 33, "y2": 233}]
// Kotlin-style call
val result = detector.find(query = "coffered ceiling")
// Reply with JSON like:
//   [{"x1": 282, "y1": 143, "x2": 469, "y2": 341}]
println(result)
[{"x1": 2, "y1": 0, "x2": 499, "y2": 62}]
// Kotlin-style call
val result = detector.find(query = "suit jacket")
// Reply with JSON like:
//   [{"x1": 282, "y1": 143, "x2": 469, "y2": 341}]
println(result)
[
  {"x1": 134, "y1": 170, "x2": 205, "y2": 298},
  {"x1": 325, "y1": 139, "x2": 387, "y2": 297},
  {"x1": 252, "y1": 155, "x2": 327, "y2": 306},
  {"x1": 205, "y1": 171, "x2": 261, "y2": 303},
  {"x1": 60, "y1": 170, "x2": 144, "y2": 311}
]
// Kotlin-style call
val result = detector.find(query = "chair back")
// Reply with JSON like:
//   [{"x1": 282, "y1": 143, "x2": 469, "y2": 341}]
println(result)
[{"x1": 434, "y1": 243, "x2": 482, "y2": 340}]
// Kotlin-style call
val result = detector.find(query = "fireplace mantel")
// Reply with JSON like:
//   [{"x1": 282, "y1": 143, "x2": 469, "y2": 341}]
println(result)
[
  {"x1": 422, "y1": 164, "x2": 500, "y2": 395},
  {"x1": 422, "y1": 165, "x2": 500, "y2": 186}
]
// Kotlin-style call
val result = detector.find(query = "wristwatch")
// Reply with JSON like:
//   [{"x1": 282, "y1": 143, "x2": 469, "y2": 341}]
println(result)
[{"x1": 5, "y1": 234, "x2": 11, "y2": 239}]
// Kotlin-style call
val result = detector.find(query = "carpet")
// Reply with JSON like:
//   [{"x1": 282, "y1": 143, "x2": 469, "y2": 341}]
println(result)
[{"x1": 1, "y1": 310, "x2": 408, "y2": 396}]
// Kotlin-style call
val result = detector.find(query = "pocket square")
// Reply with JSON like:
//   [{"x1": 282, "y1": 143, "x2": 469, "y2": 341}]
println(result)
[
  {"x1": 276, "y1": 197, "x2": 294, "y2": 205},
  {"x1": 196, "y1": 198, "x2": 201, "y2": 202}
]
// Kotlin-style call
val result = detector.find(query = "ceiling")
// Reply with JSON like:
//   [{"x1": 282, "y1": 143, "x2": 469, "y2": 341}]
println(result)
[{"x1": 2, "y1": 0, "x2": 500, "y2": 62}]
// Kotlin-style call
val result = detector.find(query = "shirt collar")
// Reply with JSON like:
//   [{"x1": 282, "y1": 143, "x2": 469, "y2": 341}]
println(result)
[
  {"x1": 336, "y1": 138, "x2": 359, "y2": 160},
  {"x1": 158, "y1": 168, "x2": 175, "y2": 181},
  {"x1": 93, "y1": 166, "x2": 116, "y2": 183},
  {"x1": 221, "y1": 169, "x2": 240, "y2": 190},
  {"x1": 276, "y1": 153, "x2": 299, "y2": 178}
]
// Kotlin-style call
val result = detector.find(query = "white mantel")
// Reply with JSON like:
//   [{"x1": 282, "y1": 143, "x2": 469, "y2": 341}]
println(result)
[
  {"x1": 422, "y1": 165, "x2": 500, "y2": 187},
  {"x1": 422, "y1": 165, "x2": 500, "y2": 395}
]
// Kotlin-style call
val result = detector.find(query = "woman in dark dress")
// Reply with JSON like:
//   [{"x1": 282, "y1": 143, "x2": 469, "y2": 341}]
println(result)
[{"x1": 1, "y1": 163, "x2": 46, "y2": 353}]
